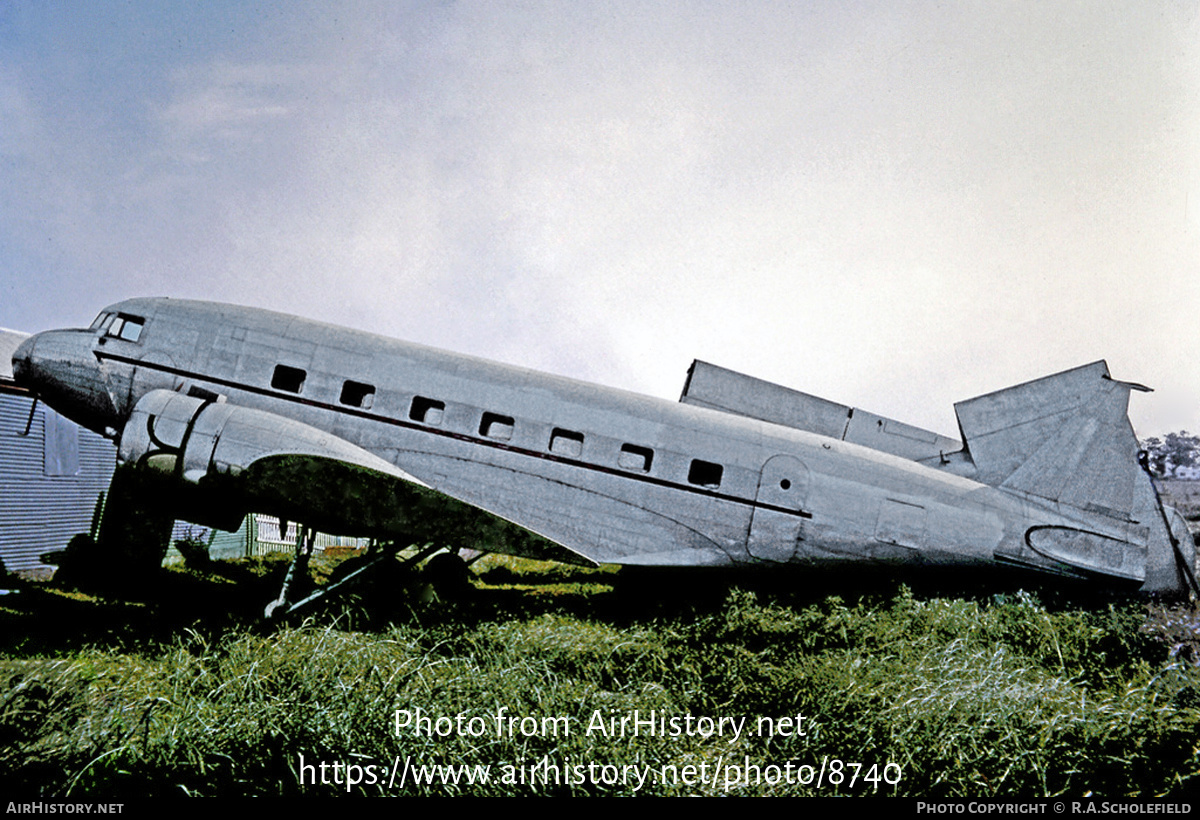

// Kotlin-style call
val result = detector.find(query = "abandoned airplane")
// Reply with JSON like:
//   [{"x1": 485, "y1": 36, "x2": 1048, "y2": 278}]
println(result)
[{"x1": 10, "y1": 297, "x2": 1197, "y2": 609}]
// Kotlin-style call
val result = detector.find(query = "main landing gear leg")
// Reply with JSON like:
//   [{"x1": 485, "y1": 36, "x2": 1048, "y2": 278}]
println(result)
[
  {"x1": 265, "y1": 540, "x2": 443, "y2": 621},
  {"x1": 264, "y1": 525, "x2": 316, "y2": 620}
]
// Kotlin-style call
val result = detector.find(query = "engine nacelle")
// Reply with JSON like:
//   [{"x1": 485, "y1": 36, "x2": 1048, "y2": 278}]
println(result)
[{"x1": 116, "y1": 389, "x2": 428, "y2": 535}]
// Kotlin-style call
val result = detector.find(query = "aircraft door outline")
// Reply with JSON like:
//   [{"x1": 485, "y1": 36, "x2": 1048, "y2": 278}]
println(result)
[{"x1": 747, "y1": 454, "x2": 810, "y2": 562}]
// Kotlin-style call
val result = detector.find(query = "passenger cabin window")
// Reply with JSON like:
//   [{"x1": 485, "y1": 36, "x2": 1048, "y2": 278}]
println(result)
[
  {"x1": 688, "y1": 459, "x2": 723, "y2": 489},
  {"x1": 340, "y1": 380, "x2": 375, "y2": 409},
  {"x1": 409, "y1": 396, "x2": 445, "y2": 425},
  {"x1": 618, "y1": 443, "x2": 654, "y2": 473},
  {"x1": 105, "y1": 314, "x2": 145, "y2": 343},
  {"x1": 549, "y1": 428, "x2": 584, "y2": 458},
  {"x1": 480, "y1": 412, "x2": 514, "y2": 441},
  {"x1": 271, "y1": 364, "x2": 307, "y2": 394}
]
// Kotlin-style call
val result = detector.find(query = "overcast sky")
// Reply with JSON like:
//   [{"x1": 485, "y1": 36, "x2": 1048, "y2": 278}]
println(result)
[{"x1": 2, "y1": 2, "x2": 1197, "y2": 438}]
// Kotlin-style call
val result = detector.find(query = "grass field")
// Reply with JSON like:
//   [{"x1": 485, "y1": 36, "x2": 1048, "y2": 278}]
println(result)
[{"x1": 1, "y1": 552, "x2": 1198, "y2": 797}]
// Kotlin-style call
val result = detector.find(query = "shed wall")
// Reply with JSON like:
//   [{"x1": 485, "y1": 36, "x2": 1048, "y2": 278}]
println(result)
[{"x1": 0, "y1": 386, "x2": 116, "y2": 578}]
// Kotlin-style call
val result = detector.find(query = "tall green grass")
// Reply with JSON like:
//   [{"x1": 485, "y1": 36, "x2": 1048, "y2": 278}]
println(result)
[{"x1": 2, "y1": 579, "x2": 1197, "y2": 796}]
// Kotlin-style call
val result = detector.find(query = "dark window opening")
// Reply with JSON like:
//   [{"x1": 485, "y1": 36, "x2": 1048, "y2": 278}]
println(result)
[
  {"x1": 409, "y1": 396, "x2": 445, "y2": 425},
  {"x1": 188, "y1": 385, "x2": 220, "y2": 403},
  {"x1": 480, "y1": 412, "x2": 515, "y2": 441},
  {"x1": 688, "y1": 459, "x2": 723, "y2": 488},
  {"x1": 550, "y1": 428, "x2": 584, "y2": 458},
  {"x1": 340, "y1": 380, "x2": 376, "y2": 409},
  {"x1": 271, "y1": 364, "x2": 307, "y2": 394},
  {"x1": 618, "y1": 443, "x2": 654, "y2": 473}
]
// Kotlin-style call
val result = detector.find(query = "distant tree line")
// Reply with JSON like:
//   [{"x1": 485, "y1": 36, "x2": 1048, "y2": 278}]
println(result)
[{"x1": 1140, "y1": 431, "x2": 1200, "y2": 478}]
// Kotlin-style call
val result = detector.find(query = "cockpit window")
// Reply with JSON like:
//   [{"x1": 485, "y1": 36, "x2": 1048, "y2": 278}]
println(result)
[
  {"x1": 106, "y1": 314, "x2": 145, "y2": 343},
  {"x1": 89, "y1": 312, "x2": 111, "y2": 330}
]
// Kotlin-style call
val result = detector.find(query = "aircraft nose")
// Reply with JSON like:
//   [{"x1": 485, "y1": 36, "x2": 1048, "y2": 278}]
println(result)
[
  {"x1": 11, "y1": 334, "x2": 35, "y2": 385},
  {"x1": 12, "y1": 329, "x2": 120, "y2": 434}
]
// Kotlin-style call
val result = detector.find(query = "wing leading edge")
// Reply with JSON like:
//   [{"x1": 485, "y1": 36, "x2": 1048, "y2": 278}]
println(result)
[{"x1": 118, "y1": 389, "x2": 596, "y2": 565}]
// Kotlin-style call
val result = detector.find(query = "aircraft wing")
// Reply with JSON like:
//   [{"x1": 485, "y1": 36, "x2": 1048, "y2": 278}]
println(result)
[
  {"x1": 119, "y1": 389, "x2": 597, "y2": 565},
  {"x1": 680, "y1": 360, "x2": 962, "y2": 461}
]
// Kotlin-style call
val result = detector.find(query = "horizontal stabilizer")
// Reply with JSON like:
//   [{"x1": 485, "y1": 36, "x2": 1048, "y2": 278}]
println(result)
[{"x1": 681, "y1": 360, "x2": 961, "y2": 461}]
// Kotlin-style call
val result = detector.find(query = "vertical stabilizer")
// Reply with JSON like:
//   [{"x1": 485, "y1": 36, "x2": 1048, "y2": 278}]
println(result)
[{"x1": 957, "y1": 361, "x2": 1192, "y2": 594}]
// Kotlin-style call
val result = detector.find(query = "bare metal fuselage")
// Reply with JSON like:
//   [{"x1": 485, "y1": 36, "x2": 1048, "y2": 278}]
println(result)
[{"x1": 11, "y1": 298, "x2": 1195, "y2": 595}]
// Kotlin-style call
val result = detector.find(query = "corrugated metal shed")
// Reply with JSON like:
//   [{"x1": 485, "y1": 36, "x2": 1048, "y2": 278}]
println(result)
[{"x1": 2, "y1": 329, "x2": 118, "y2": 578}]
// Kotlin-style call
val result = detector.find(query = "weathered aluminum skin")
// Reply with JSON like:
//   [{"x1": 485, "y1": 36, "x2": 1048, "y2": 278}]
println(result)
[{"x1": 11, "y1": 298, "x2": 1196, "y2": 594}]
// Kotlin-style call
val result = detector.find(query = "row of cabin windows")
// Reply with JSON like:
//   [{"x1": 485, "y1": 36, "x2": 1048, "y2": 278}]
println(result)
[
  {"x1": 272, "y1": 365, "x2": 377, "y2": 410},
  {"x1": 268, "y1": 364, "x2": 723, "y2": 489},
  {"x1": 415, "y1": 394, "x2": 721, "y2": 488}
]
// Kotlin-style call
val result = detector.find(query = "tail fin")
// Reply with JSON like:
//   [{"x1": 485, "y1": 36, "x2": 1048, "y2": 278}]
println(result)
[
  {"x1": 956, "y1": 361, "x2": 1195, "y2": 595},
  {"x1": 956, "y1": 361, "x2": 1144, "y2": 516}
]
